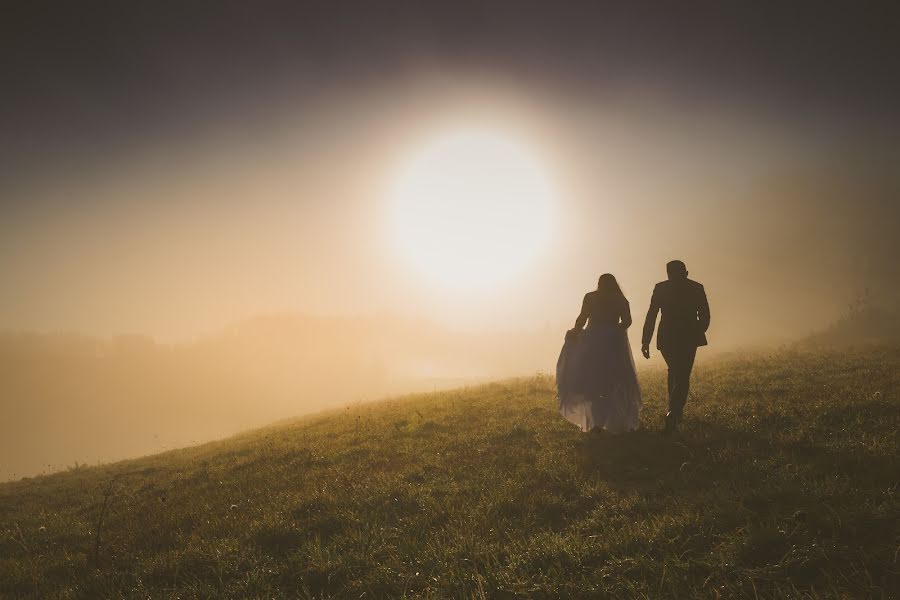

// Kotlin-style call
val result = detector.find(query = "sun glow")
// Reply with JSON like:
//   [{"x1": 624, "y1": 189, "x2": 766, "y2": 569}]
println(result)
[{"x1": 389, "y1": 129, "x2": 556, "y2": 291}]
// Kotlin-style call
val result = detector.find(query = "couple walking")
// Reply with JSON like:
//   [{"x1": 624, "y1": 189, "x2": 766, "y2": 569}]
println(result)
[{"x1": 557, "y1": 260, "x2": 710, "y2": 434}]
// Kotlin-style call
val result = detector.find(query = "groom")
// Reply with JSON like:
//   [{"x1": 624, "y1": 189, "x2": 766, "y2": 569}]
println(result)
[{"x1": 641, "y1": 260, "x2": 710, "y2": 433}]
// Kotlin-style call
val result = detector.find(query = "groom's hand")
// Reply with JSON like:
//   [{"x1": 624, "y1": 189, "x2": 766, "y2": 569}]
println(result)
[{"x1": 641, "y1": 343, "x2": 650, "y2": 359}]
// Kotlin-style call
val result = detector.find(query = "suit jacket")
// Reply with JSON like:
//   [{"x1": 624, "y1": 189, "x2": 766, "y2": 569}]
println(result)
[{"x1": 642, "y1": 278, "x2": 710, "y2": 350}]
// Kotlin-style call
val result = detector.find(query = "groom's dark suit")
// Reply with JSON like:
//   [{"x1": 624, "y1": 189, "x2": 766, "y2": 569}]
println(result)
[{"x1": 642, "y1": 276, "x2": 710, "y2": 427}]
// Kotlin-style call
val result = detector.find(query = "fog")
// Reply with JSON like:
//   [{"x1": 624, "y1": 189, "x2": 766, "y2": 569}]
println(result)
[
  {"x1": 3, "y1": 84, "x2": 898, "y2": 344},
  {"x1": 3, "y1": 2, "x2": 899, "y2": 480},
  {"x1": 0, "y1": 315, "x2": 566, "y2": 480},
  {"x1": 4, "y1": 90, "x2": 900, "y2": 480}
]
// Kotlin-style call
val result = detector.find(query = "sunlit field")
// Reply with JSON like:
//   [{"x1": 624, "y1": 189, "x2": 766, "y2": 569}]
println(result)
[{"x1": 1, "y1": 346, "x2": 898, "y2": 599}]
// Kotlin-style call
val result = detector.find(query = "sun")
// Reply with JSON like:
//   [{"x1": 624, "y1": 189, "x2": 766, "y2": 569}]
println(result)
[{"x1": 389, "y1": 129, "x2": 556, "y2": 291}]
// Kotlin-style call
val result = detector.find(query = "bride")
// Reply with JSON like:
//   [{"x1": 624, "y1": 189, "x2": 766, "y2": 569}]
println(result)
[{"x1": 557, "y1": 273, "x2": 642, "y2": 433}]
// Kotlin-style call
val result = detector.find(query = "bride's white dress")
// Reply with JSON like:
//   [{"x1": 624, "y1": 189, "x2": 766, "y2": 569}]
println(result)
[{"x1": 557, "y1": 323, "x2": 642, "y2": 432}]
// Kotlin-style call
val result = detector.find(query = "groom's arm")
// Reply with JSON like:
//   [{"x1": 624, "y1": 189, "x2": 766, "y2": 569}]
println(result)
[
  {"x1": 642, "y1": 285, "x2": 660, "y2": 347},
  {"x1": 697, "y1": 285, "x2": 710, "y2": 333}
]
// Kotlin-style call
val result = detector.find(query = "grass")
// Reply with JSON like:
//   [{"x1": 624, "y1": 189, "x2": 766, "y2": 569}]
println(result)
[{"x1": 1, "y1": 347, "x2": 898, "y2": 599}]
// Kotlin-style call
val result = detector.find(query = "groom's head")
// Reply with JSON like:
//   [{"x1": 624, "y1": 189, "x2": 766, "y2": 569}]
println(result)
[{"x1": 666, "y1": 260, "x2": 688, "y2": 280}]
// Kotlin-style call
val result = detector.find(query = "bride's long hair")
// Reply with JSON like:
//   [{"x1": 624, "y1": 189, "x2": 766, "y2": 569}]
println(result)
[{"x1": 597, "y1": 273, "x2": 626, "y2": 304}]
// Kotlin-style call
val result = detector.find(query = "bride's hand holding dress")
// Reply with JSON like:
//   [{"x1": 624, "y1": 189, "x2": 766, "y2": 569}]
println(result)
[{"x1": 557, "y1": 275, "x2": 642, "y2": 433}]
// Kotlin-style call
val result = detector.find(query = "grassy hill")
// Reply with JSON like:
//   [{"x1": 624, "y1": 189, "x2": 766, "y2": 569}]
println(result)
[{"x1": 1, "y1": 348, "x2": 898, "y2": 599}]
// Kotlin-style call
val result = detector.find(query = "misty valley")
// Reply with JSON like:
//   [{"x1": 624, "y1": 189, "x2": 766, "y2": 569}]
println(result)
[{"x1": 0, "y1": 315, "x2": 560, "y2": 481}]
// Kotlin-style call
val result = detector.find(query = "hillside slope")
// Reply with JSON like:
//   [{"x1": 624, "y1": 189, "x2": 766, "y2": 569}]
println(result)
[{"x1": 1, "y1": 348, "x2": 898, "y2": 598}]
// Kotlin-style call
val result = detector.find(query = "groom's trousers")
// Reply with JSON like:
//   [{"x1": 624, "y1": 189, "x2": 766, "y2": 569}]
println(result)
[{"x1": 661, "y1": 346, "x2": 697, "y2": 425}]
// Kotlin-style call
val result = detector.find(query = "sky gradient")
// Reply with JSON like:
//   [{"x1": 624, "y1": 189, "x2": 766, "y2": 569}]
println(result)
[{"x1": 2, "y1": 0, "x2": 899, "y2": 345}]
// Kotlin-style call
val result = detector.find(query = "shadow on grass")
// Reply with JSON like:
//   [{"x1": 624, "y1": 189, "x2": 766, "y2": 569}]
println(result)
[{"x1": 571, "y1": 400, "x2": 899, "y2": 592}]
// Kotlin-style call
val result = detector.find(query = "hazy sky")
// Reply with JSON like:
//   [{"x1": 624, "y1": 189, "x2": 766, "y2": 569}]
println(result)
[{"x1": 2, "y1": 1, "x2": 899, "y2": 345}]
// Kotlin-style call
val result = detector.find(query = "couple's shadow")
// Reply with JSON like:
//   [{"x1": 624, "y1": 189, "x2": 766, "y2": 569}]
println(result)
[
  {"x1": 572, "y1": 418, "x2": 879, "y2": 494},
  {"x1": 570, "y1": 411, "x2": 897, "y2": 578},
  {"x1": 573, "y1": 426, "x2": 696, "y2": 492},
  {"x1": 573, "y1": 412, "x2": 895, "y2": 503}
]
